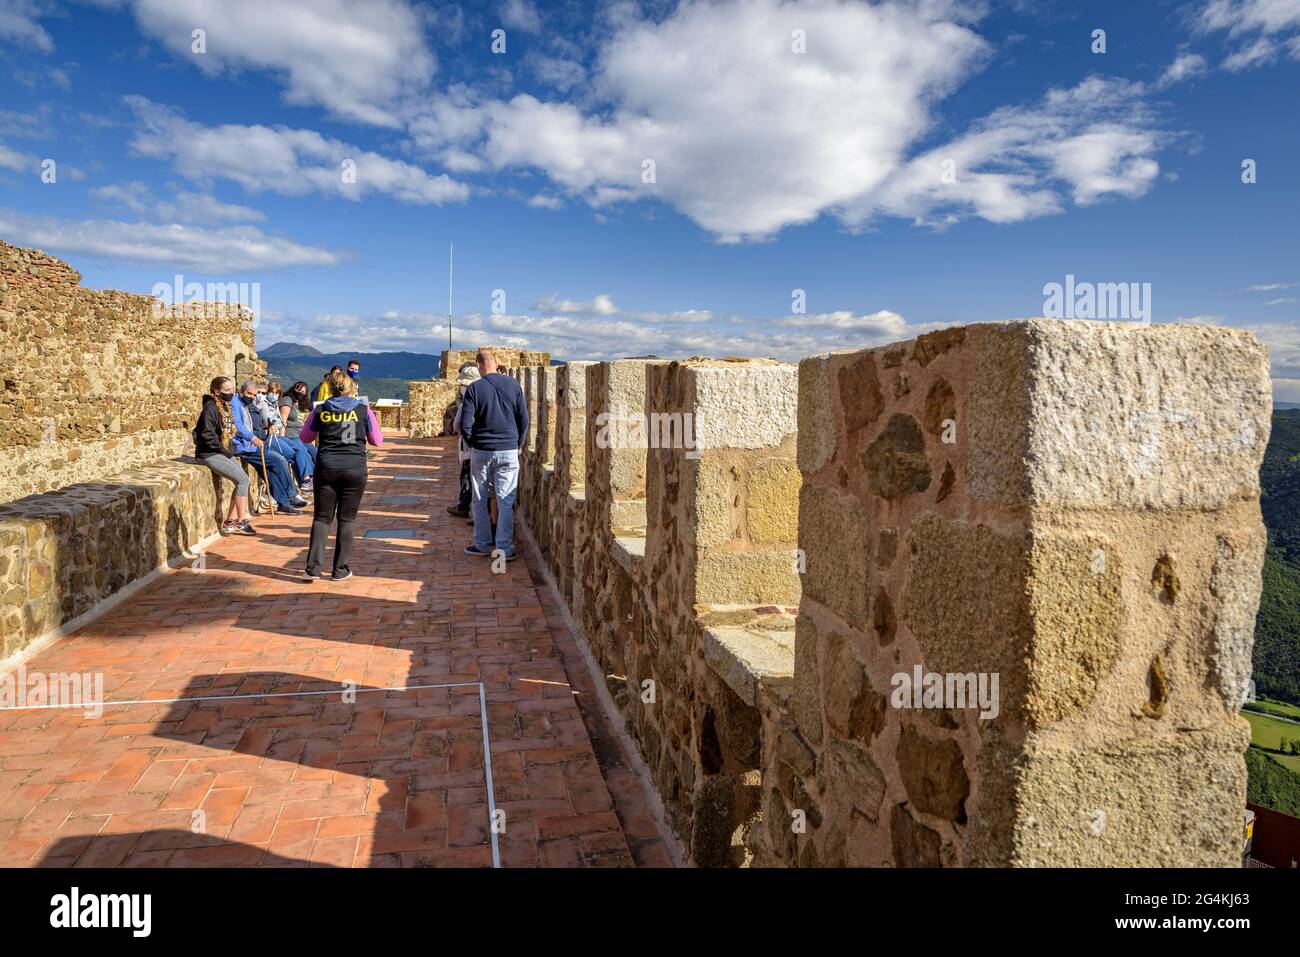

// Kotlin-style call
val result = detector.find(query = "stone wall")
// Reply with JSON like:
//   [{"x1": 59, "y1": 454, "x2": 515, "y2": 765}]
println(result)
[
  {"x1": 511, "y1": 320, "x2": 1271, "y2": 867},
  {"x1": 441, "y1": 347, "x2": 550, "y2": 375},
  {"x1": 0, "y1": 242, "x2": 260, "y2": 503},
  {"x1": 405, "y1": 346, "x2": 551, "y2": 437},
  {"x1": 0, "y1": 458, "x2": 235, "y2": 658},
  {"x1": 406, "y1": 380, "x2": 460, "y2": 438}
]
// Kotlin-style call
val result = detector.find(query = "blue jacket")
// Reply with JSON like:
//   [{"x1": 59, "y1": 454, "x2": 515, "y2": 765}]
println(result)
[
  {"x1": 457, "y1": 373, "x2": 528, "y2": 451},
  {"x1": 231, "y1": 396, "x2": 258, "y2": 455}
]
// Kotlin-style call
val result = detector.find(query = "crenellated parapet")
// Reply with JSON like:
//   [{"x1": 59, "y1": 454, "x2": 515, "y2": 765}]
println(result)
[
  {"x1": 0, "y1": 242, "x2": 260, "y2": 502},
  {"x1": 510, "y1": 320, "x2": 1271, "y2": 867}
]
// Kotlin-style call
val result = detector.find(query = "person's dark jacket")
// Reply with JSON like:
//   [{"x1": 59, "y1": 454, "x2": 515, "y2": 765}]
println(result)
[
  {"x1": 457, "y1": 373, "x2": 528, "y2": 452},
  {"x1": 194, "y1": 394, "x2": 235, "y2": 458}
]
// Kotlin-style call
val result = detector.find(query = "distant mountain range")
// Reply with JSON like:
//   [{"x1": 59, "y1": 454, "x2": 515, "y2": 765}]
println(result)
[{"x1": 258, "y1": 342, "x2": 442, "y2": 401}]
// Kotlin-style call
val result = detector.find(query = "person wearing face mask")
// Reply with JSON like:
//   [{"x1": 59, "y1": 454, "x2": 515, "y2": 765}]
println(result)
[
  {"x1": 259, "y1": 382, "x2": 315, "y2": 492},
  {"x1": 193, "y1": 376, "x2": 257, "y2": 535},
  {"x1": 232, "y1": 379, "x2": 307, "y2": 514},
  {"x1": 344, "y1": 359, "x2": 376, "y2": 461},
  {"x1": 276, "y1": 381, "x2": 317, "y2": 490}
]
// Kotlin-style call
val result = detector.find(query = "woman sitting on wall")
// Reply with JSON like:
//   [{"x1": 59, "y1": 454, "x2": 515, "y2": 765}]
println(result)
[
  {"x1": 297, "y1": 368, "x2": 384, "y2": 582},
  {"x1": 266, "y1": 380, "x2": 316, "y2": 491},
  {"x1": 194, "y1": 376, "x2": 256, "y2": 535},
  {"x1": 278, "y1": 381, "x2": 314, "y2": 431}
]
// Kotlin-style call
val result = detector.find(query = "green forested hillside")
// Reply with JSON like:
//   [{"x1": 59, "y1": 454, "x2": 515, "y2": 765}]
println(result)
[
  {"x1": 1256, "y1": 552, "x2": 1300, "y2": 703},
  {"x1": 1256, "y1": 410, "x2": 1300, "y2": 706},
  {"x1": 1248, "y1": 410, "x2": 1300, "y2": 819},
  {"x1": 258, "y1": 342, "x2": 441, "y2": 401},
  {"x1": 1246, "y1": 748, "x2": 1300, "y2": 817}
]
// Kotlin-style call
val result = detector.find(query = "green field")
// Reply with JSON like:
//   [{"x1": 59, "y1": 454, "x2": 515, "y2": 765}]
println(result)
[
  {"x1": 1245, "y1": 696, "x2": 1300, "y2": 721},
  {"x1": 1243, "y1": 711, "x2": 1300, "y2": 775}
]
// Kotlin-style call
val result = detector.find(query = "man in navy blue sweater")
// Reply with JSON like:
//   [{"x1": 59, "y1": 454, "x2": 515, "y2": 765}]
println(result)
[{"x1": 456, "y1": 348, "x2": 529, "y2": 560}]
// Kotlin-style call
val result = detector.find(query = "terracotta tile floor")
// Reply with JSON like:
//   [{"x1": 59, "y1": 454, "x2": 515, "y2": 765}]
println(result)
[{"x1": 0, "y1": 436, "x2": 673, "y2": 868}]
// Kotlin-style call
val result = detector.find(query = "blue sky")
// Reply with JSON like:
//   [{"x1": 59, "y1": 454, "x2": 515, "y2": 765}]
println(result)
[{"x1": 1, "y1": 0, "x2": 1297, "y2": 395}]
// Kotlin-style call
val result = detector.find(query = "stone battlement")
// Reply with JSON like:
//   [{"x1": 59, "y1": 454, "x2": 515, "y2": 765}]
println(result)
[
  {"x1": 406, "y1": 346, "x2": 552, "y2": 438},
  {"x1": 0, "y1": 242, "x2": 263, "y2": 503},
  {"x1": 0, "y1": 242, "x2": 1273, "y2": 867},
  {"x1": 504, "y1": 319, "x2": 1271, "y2": 866}
]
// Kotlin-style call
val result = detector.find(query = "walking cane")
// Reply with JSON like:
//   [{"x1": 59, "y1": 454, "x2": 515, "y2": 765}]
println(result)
[{"x1": 259, "y1": 439, "x2": 271, "y2": 514}]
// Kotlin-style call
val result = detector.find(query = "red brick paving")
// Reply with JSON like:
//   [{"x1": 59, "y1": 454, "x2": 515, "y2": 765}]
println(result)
[{"x1": 0, "y1": 435, "x2": 672, "y2": 868}]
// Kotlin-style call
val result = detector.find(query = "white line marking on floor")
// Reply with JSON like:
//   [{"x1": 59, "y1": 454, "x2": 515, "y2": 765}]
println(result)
[{"x1": 0, "y1": 680, "x2": 502, "y2": 869}]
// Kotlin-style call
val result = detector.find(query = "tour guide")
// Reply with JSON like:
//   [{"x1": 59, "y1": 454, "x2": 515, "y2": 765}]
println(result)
[{"x1": 297, "y1": 368, "x2": 384, "y2": 582}]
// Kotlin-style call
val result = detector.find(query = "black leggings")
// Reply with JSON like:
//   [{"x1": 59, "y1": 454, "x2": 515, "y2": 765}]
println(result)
[{"x1": 305, "y1": 467, "x2": 367, "y2": 576}]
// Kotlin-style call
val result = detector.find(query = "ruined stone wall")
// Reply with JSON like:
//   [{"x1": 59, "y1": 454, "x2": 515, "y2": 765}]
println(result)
[
  {"x1": 513, "y1": 320, "x2": 1271, "y2": 868},
  {"x1": 0, "y1": 242, "x2": 259, "y2": 503}
]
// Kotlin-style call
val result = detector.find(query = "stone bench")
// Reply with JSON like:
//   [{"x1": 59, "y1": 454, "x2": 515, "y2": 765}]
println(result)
[{"x1": 0, "y1": 456, "x2": 238, "y2": 659}]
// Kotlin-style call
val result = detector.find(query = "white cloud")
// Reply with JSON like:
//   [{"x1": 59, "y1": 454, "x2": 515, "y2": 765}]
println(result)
[
  {"x1": 1199, "y1": 0, "x2": 1300, "y2": 36},
  {"x1": 126, "y1": 97, "x2": 469, "y2": 205},
  {"x1": 782, "y1": 310, "x2": 909, "y2": 338},
  {"x1": 0, "y1": 0, "x2": 54, "y2": 51},
  {"x1": 527, "y1": 53, "x2": 586, "y2": 92},
  {"x1": 0, "y1": 207, "x2": 342, "y2": 272},
  {"x1": 1222, "y1": 36, "x2": 1281, "y2": 70},
  {"x1": 853, "y1": 77, "x2": 1162, "y2": 226},
  {"x1": 1236, "y1": 320, "x2": 1300, "y2": 397},
  {"x1": 410, "y1": 1, "x2": 1165, "y2": 241},
  {"x1": 498, "y1": 0, "x2": 541, "y2": 33},
  {"x1": 91, "y1": 180, "x2": 266, "y2": 223},
  {"x1": 0, "y1": 139, "x2": 35, "y2": 172},
  {"x1": 0, "y1": 106, "x2": 48, "y2": 138},
  {"x1": 1196, "y1": 0, "x2": 1300, "y2": 70},
  {"x1": 1157, "y1": 52, "x2": 1208, "y2": 87},
  {"x1": 412, "y1": 0, "x2": 992, "y2": 241},
  {"x1": 1249, "y1": 282, "x2": 1298, "y2": 291},
  {"x1": 526, "y1": 193, "x2": 563, "y2": 210},
  {"x1": 532, "y1": 293, "x2": 619, "y2": 315},
  {"x1": 259, "y1": 295, "x2": 935, "y2": 363},
  {"x1": 1273, "y1": 379, "x2": 1300, "y2": 403},
  {"x1": 126, "y1": 0, "x2": 435, "y2": 126},
  {"x1": 1265, "y1": 297, "x2": 1297, "y2": 305}
]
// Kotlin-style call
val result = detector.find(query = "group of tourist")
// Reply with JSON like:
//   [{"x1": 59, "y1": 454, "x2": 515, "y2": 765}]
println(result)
[
  {"x1": 191, "y1": 347, "x2": 527, "y2": 580},
  {"x1": 194, "y1": 362, "x2": 382, "y2": 582}
]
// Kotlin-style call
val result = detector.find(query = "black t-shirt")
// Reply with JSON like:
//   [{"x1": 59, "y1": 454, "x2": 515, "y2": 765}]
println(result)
[{"x1": 312, "y1": 400, "x2": 371, "y2": 471}]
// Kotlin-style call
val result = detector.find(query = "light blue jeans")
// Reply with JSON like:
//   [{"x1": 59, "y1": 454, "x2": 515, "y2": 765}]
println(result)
[{"x1": 470, "y1": 448, "x2": 519, "y2": 554}]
